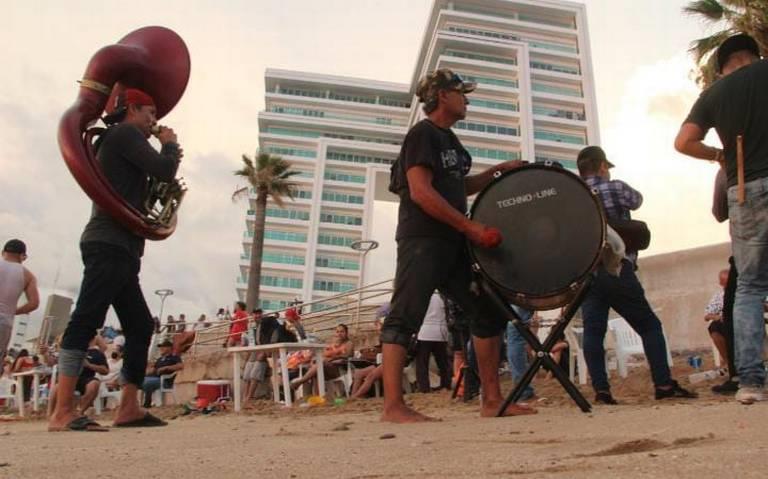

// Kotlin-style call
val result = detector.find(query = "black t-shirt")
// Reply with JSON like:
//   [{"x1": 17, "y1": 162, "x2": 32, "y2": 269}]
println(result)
[
  {"x1": 389, "y1": 119, "x2": 472, "y2": 240},
  {"x1": 81, "y1": 123, "x2": 180, "y2": 257},
  {"x1": 80, "y1": 348, "x2": 108, "y2": 382},
  {"x1": 154, "y1": 354, "x2": 182, "y2": 386},
  {"x1": 685, "y1": 59, "x2": 768, "y2": 187},
  {"x1": 154, "y1": 353, "x2": 182, "y2": 371}
]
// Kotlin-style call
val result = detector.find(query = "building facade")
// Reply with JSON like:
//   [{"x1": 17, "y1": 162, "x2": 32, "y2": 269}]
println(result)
[{"x1": 238, "y1": 0, "x2": 599, "y2": 311}]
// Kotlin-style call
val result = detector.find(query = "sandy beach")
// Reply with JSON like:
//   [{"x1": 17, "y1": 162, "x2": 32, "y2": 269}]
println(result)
[{"x1": 1, "y1": 362, "x2": 766, "y2": 479}]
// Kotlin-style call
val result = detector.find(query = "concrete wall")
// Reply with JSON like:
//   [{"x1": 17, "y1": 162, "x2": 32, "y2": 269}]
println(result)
[{"x1": 636, "y1": 242, "x2": 731, "y2": 352}]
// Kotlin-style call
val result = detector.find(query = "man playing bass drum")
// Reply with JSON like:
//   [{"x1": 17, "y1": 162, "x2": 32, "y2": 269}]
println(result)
[
  {"x1": 380, "y1": 69, "x2": 530, "y2": 423},
  {"x1": 49, "y1": 89, "x2": 182, "y2": 431}
]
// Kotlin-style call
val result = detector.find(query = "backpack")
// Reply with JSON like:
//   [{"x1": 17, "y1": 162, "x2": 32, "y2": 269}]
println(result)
[{"x1": 608, "y1": 218, "x2": 651, "y2": 252}]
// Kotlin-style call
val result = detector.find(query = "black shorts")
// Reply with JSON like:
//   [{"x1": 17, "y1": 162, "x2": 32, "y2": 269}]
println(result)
[
  {"x1": 75, "y1": 376, "x2": 98, "y2": 395},
  {"x1": 708, "y1": 319, "x2": 728, "y2": 337},
  {"x1": 381, "y1": 237, "x2": 506, "y2": 348}
]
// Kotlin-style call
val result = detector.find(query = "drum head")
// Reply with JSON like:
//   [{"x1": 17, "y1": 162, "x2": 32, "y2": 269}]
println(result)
[{"x1": 469, "y1": 165, "x2": 605, "y2": 308}]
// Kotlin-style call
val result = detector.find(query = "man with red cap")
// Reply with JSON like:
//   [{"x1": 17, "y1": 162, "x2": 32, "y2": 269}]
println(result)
[
  {"x1": 381, "y1": 69, "x2": 528, "y2": 423},
  {"x1": 49, "y1": 89, "x2": 183, "y2": 431}
]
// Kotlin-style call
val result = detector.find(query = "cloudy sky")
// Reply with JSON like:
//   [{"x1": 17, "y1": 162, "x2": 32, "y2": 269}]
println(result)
[{"x1": 2, "y1": 0, "x2": 728, "y2": 330}]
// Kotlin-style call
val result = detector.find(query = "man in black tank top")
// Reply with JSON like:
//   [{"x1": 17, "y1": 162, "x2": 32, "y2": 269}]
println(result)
[{"x1": 380, "y1": 69, "x2": 531, "y2": 423}]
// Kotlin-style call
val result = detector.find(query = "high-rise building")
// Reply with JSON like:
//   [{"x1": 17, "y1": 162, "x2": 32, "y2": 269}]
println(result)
[{"x1": 238, "y1": 0, "x2": 599, "y2": 311}]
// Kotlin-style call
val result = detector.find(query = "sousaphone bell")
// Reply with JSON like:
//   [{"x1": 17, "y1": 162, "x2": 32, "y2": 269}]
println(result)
[{"x1": 58, "y1": 26, "x2": 191, "y2": 240}]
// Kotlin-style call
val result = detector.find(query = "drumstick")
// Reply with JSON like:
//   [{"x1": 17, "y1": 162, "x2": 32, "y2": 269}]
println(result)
[{"x1": 737, "y1": 135, "x2": 745, "y2": 205}]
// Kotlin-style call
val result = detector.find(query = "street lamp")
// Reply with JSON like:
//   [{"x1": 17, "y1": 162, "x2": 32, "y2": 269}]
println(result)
[
  {"x1": 350, "y1": 239, "x2": 379, "y2": 332},
  {"x1": 154, "y1": 288, "x2": 174, "y2": 326}
]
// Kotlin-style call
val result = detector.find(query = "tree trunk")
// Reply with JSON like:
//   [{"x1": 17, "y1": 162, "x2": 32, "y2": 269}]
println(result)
[{"x1": 246, "y1": 187, "x2": 268, "y2": 311}]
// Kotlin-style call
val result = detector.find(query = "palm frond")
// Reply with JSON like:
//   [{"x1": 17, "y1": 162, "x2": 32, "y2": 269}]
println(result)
[
  {"x1": 231, "y1": 186, "x2": 250, "y2": 203},
  {"x1": 232, "y1": 150, "x2": 300, "y2": 207},
  {"x1": 689, "y1": 30, "x2": 733, "y2": 62},
  {"x1": 683, "y1": 0, "x2": 727, "y2": 22},
  {"x1": 683, "y1": 0, "x2": 768, "y2": 89}
]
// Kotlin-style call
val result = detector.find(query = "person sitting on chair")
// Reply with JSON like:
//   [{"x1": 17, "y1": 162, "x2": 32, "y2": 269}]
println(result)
[
  {"x1": 705, "y1": 269, "x2": 731, "y2": 371},
  {"x1": 48, "y1": 335, "x2": 109, "y2": 416},
  {"x1": 98, "y1": 348, "x2": 123, "y2": 390},
  {"x1": 141, "y1": 340, "x2": 183, "y2": 408},
  {"x1": 290, "y1": 324, "x2": 353, "y2": 392},
  {"x1": 351, "y1": 318, "x2": 385, "y2": 399}
]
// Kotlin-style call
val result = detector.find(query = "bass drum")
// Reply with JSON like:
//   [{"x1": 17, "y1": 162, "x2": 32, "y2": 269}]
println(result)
[{"x1": 468, "y1": 164, "x2": 605, "y2": 310}]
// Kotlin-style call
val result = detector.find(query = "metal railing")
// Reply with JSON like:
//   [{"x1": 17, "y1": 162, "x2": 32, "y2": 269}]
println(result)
[{"x1": 188, "y1": 278, "x2": 394, "y2": 357}]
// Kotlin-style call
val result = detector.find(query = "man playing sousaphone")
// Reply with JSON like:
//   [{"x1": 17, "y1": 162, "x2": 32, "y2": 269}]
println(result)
[{"x1": 48, "y1": 89, "x2": 183, "y2": 431}]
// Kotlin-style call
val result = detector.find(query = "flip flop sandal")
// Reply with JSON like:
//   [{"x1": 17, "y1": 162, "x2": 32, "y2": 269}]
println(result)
[
  {"x1": 114, "y1": 412, "x2": 168, "y2": 428},
  {"x1": 49, "y1": 416, "x2": 109, "y2": 432}
]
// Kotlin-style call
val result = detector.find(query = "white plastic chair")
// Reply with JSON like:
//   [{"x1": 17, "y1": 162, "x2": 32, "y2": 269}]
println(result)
[
  {"x1": 565, "y1": 327, "x2": 589, "y2": 385},
  {"x1": 608, "y1": 317, "x2": 673, "y2": 378},
  {"x1": 0, "y1": 377, "x2": 16, "y2": 409},
  {"x1": 151, "y1": 372, "x2": 178, "y2": 406},
  {"x1": 96, "y1": 382, "x2": 121, "y2": 412},
  {"x1": 326, "y1": 359, "x2": 352, "y2": 398}
]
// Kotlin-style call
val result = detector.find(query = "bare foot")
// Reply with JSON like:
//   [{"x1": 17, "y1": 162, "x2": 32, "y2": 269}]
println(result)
[
  {"x1": 47, "y1": 411, "x2": 81, "y2": 432},
  {"x1": 381, "y1": 403, "x2": 439, "y2": 423},
  {"x1": 113, "y1": 406, "x2": 150, "y2": 426},
  {"x1": 481, "y1": 401, "x2": 538, "y2": 418}
]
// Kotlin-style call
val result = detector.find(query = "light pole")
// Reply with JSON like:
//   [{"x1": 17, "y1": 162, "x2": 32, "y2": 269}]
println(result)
[
  {"x1": 154, "y1": 288, "x2": 174, "y2": 328},
  {"x1": 350, "y1": 240, "x2": 379, "y2": 332}
]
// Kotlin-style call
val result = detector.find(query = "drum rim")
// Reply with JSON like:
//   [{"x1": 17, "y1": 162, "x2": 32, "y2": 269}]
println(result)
[{"x1": 467, "y1": 164, "x2": 606, "y2": 302}]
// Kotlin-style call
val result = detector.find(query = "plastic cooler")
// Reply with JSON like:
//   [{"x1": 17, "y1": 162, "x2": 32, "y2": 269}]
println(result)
[{"x1": 196, "y1": 380, "x2": 231, "y2": 404}]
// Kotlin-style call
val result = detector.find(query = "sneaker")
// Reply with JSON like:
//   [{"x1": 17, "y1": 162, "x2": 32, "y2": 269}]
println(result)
[
  {"x1": 735, "y1": 386, "x2": 764, "y2": 405},
  {"x1": 655, "y1": 380, "x2": 698, "y2": 400},
  {"x1": 594, "y1": 391, "x2": 618, "y2": 405},
  {"x1": 711, "y1": 379, "x2": 739, "y2": 395}
]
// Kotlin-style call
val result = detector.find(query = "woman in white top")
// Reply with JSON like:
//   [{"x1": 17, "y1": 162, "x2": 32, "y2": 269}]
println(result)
[{"x1": 415, "y1": 292, "x2": 452, "y2": 393}]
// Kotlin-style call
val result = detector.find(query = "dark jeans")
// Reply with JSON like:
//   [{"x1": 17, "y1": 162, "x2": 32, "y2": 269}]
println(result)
[
  {"x1": 415, "y1": 340, "x2": 451, "y2": 392},
  {"x1": 142, "y1": 376, "x2": 161, "y2": 407},
  {"x1": 61, "y1": 242, "x2": 154, "y2": 386},
  {"x1": 581, "y1": 260, "x2": 671, "y2": 392},
  {"x1": 381, "y1": 237, "x2": 506, "y2": 348}
]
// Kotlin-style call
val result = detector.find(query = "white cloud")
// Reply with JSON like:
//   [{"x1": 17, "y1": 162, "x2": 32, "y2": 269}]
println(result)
[{"x1": 602, "y1": 54, "x2": 729, "y2": 256}]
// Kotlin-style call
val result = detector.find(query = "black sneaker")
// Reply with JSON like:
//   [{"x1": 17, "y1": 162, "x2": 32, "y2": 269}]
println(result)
[
  {"x1": 655, "y1": 380, "x2": 698, "y2": 400},
  {"x1": 594, "y1": 391, "x2": 618, "y2": 405},
  {"x1": 711, "y1": 379, "x2": 739, "y2": 395}
]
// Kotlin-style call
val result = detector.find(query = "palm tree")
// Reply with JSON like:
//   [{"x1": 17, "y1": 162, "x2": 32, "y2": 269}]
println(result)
[
  {"x1": 683, "y1": 0, "x2": 768, "y2": 88},
  {"x1": 232, "y1": 152, "x2": 300, "y2": 311}
]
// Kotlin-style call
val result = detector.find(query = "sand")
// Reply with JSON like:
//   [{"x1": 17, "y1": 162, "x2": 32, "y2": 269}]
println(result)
[{"x1": 1, "y1": 362, "x2": 766, "y2": 479}]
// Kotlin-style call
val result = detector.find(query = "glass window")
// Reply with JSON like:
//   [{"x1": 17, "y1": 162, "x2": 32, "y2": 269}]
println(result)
[
  {"x1": 266, "y1": 146, "x2": 317, "y2": 158},
  {"x1": 263, "y1": 230, "x2": 308, "y2": 243},
  {"x1": 326, "y1": 151, "x2": 395, "y2": 165},
  {"x1": 533, "y1": 130, "x2": 586, "y2": 145},
  {"x1": 531, "y1": 82, "x2": 583, "y2": 98},
  {"x1": 455, "y1": 121, "x2": 519, "y2": 136},
  {"x1": 324, "y1": 170, "x2": 366, "y2": 184}
]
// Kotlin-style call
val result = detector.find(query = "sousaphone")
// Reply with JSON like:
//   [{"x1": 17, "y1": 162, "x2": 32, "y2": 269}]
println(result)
[{"x1": 58, "y1": 26, "x2": 191, "y2": 240}]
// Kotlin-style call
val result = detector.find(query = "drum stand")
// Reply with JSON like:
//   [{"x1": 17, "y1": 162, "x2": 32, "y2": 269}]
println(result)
[{"x1": 477, "y1": 277, "x2": 593, "y2": 414}]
